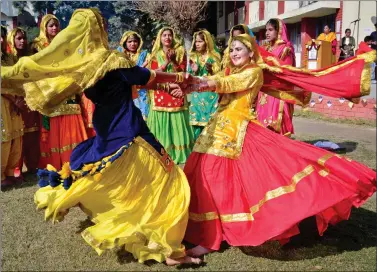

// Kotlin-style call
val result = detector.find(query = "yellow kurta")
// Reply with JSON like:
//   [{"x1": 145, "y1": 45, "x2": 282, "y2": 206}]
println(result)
[
  {"x1": 1, "y1": 97, "x2": 24, "y2": 143},
  {"x1": 1, "y1": 54, "x2": 24, "y2": 142},
  {"x1": 193, "y1": 64, "x2": 263, "y2": 159},
  {"x1": 1, "y1": 54, "x2": 24, "y2": 180}
]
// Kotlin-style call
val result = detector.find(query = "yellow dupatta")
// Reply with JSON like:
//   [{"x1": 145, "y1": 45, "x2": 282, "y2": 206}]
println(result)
[
  {"x1": 317, "y1": 32, "x2": 337, "y2": 42},
  {"x1": 1, "y1": 8, "x2": 133, "y2": 116},
  {"x1": 222, "y1": 24, "x2": 253, "y2": 68},
  {"x1": 119, "y1": 30, "x2": 145, "y2": 63},
  {"x1": 189, "y1": 29, "x2": 221, "y2": 68},
  {"x1": 149, "y1": 27, "x2": 185, "y2": 65},
  {"x1": 7, "y1": 27, "x2": 28, "y2": 59},
  {"x1": 31, "y1": 14, "x2": 60, "y2": 52}
]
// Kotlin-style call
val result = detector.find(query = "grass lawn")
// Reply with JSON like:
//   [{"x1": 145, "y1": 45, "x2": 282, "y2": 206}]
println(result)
[
  {"x1": 1, "y1": 134, "x2": 376, "y2": 271},
  {"x1": 294, "y1": 109, "x2": 377, "y2": 128}
]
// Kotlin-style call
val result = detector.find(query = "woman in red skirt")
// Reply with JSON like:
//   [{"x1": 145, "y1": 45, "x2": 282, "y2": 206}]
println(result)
[{"x1": 182, "y1": 34, "x2": 377, "y2": 256}]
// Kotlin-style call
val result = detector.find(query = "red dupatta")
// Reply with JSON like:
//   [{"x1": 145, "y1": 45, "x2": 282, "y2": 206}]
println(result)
[
  {"x1": 356, "y1": 42, "x2": 373, "y2": 55},
  {"x1": 258, "y1": 47, "x2": 376, "y2": 106},
  {"x1": 264, "y1": 19, "x2": 296, "y2": 66}
]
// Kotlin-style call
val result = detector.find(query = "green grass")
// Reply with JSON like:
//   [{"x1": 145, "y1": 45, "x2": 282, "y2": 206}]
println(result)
[
  {"x1": 1, "y1": 134, "x2": 376, "y2": 271},
  {"x1": 294, "y1": 109, "x2": 377, "y2": 128}
]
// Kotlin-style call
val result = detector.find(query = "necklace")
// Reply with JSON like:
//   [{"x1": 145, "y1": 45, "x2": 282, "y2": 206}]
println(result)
[{"x1": 199, "y1": 53, "x2": 207, "y2": 65}]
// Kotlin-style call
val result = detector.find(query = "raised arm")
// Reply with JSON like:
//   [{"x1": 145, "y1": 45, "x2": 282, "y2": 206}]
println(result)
[{"x1": 197, "y1": 66, "x2": 263, "y2": 94}]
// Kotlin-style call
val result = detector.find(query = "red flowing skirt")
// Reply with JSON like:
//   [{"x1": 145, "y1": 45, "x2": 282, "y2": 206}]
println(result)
[{"x1": 184, "y1": 121, "x2": 376, "y2": 250}]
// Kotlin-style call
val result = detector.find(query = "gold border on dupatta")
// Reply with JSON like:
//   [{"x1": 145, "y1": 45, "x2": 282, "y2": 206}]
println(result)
[{"x1": 276, "y1": 100, "x2": 285, "y2": 133}]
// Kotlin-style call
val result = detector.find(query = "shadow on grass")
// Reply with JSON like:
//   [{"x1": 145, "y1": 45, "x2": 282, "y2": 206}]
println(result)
[
  {"x1": 75, "y1": 217, "x2": 94, "y2": 234},
  {"x1": 1, "y1": 173, "x2": 39, "y2": 192},
  {"x1": 239, "y1": 207, "x2": 377, "y2": 261},
  {"x1": 301, "y1": 139, "x2": 359, "y2": 153},
  {"x1": 116, "y1": 247, "x2": 137, "y2": 264}
]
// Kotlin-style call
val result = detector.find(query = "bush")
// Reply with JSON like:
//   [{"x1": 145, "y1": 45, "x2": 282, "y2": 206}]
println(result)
[{"x1": 23, "y1": 26, "x2": 40, "y2": 44}]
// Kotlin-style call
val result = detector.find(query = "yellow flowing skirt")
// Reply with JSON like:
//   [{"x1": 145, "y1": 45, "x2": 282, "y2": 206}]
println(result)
[{"x1": 34, "y1": 137, "x2": 190, "y2": 263}]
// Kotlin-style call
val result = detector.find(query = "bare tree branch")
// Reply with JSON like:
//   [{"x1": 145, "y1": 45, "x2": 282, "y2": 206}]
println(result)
[{"x1": 133, "y1": 1, "x2": 208, "y2": 36}]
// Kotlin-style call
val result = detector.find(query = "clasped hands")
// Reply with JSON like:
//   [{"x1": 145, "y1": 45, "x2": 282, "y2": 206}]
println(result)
[{"x1": 169, "y1": 73, "x2": 209, "y2": 98}]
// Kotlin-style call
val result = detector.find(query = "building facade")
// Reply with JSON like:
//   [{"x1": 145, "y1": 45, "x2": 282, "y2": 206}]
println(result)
[
  {"x1": 1, "y1": 1, "x2": 37, "y2": 31},
  {"x1": 215, "y1": 1, "x2": 376, "y2": 68},
  {"x1": 215, "y1": 0, "x2": 376, "y2": 119}
]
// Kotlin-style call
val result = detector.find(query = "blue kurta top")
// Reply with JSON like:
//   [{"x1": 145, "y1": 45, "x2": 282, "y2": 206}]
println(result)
[{"x1": 70, "y1": 66, "x2": 162, "y2": 170}]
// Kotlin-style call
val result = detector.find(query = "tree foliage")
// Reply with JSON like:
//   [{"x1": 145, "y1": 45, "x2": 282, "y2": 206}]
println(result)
[
  {"x1": 12, "y1": 1, "x2": 56, "y2": 16},
  {"x1": 53, "y1": 1, "x2": 115, "y2": 29},
  {"x1": 133, "y1": 1, "x2": 208, "y2": 49},
  {"x1": 12, "y1": 2, "x2": 29, "y2": 13},
  {"x1": 108, "y1": 1, "x2": 165, "y2": 50},
  {"x1": 11, "y1": 1, "x2": 208, "y2": 50},
  {"x1": 23, "y1": 26, "x2": 40, "y2": 42}
]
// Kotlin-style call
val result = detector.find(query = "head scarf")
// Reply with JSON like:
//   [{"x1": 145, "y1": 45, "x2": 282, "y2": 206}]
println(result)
[
  {"x1": 150, "y1": 27, "x2": 185, "y2": 64},
  {"x1": 31, "y1": 14, "x2": 60, "y2": 52},
  {"x1": 222, "y1": 24, "x2": 255, "y2": 67},
  {"x1": 118, "y1": 30, "x2": 145, "y2": 63},
  {"x1": 189, "y1": 29, "x2": 221, "y2": 62},
  {"x1": 264, "y1": 18, "x2": 295, "y2": 65},
  {"x1": 119, "y1": 31, "x2": 144, "y2": 54},
  {"x1": 7, "y1": 27, "x2": 28, "y2": 58},
  {"x1": 271, "y1": 19, "x2": 288, "y2": 46},
  {"x1": 226, "y1": 34, "x2": 264, "y2": 70},
  {"x1": 1, "y1": 8, "x2": 133, "y2": 115}
]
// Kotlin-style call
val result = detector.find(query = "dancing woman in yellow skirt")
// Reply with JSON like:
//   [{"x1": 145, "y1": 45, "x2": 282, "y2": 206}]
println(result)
[{"x1": 1, "y1": 8, "x2": 200, "y2": 265}]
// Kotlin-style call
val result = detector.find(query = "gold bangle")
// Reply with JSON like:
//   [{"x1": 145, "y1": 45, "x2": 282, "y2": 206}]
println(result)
[
  {"x1": 179, "y1": 72, "x2": 184, "y2": 83},
  {"x1": 175, "y1": 72, "x2": 184, "y2": 83}
]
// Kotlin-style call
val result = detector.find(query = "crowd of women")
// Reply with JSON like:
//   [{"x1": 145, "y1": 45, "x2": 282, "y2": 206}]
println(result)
[
  {"x1": 1, "y1": 13, "x2": 306, "y2": 188},
  {"x1": 1, "y1": 8, "x2": 376, "y2": 266}
]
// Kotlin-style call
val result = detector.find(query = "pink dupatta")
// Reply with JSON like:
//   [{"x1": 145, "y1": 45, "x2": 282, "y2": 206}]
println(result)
[{"x1": 256, "y1": 19, "x2": 296, "y2": 136}]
